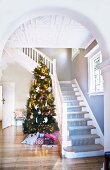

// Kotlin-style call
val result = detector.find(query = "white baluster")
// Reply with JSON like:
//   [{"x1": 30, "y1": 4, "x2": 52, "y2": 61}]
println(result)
[{"x1": 31, "y1": 48, "x2": 33, "y2": 60}]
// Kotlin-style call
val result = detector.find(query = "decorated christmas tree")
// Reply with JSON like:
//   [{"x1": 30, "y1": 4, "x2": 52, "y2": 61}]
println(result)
[{"x1": 23, "y1": 57, "x2": 59, "y2": 134}]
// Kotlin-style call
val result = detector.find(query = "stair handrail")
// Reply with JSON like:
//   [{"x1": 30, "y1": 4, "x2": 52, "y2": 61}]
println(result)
[{"x1": 21, "y1": 48, "x2": 53, "y2": 75}]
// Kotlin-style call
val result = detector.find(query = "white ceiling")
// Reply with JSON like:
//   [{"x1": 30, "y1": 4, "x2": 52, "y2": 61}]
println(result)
[{"x1": 6, "y1": 15, "x2": 94, "y2": 48}]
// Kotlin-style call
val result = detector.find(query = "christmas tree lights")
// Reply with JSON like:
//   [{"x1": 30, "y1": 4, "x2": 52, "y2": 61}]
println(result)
[{"x1": 23, "y1": 57, "x2": 59, "y2": 134}]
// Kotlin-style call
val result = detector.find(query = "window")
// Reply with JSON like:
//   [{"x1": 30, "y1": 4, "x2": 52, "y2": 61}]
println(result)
[{"x1": 88, "y1": 49, "x2": 103, "y2": 95}]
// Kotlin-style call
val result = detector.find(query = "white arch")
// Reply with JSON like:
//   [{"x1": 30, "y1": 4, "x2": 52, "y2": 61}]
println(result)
[{"x1": 1, "y1": 7, "x2": 108, "y2": 60}]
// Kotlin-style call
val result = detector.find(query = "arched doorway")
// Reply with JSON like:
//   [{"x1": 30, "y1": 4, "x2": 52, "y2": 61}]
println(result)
[{"x1": 1, "y1": 7, "x2": 108, "y2": 157}]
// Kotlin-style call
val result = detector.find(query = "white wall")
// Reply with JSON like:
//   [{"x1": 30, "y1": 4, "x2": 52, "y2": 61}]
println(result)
[
  {"x1": 1, "y1": 63, "x2": 32, "y2": 110},
  {"x1": 0, "y1": 86, "x2": 2, "y2": 121}
]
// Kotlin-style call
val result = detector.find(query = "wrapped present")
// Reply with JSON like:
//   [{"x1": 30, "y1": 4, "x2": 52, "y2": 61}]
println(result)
[
  {"x1": 53, "y1": 131, "x2": 59, "y2": 139},
  {"x1": 39, "y1": 133, "x2": 44, "y2": 138},
  {"x1": 21, "y1": 132, "x2": 39, "y2": 145},
  {"x1": 44, "y1": 133, "x2": 56, "y2": 141},
  {"x1": 44, "y1": 137, "x2": 54, "y2": 145},
  {"x1": 36, "y1": 137, "x2": 44, "y2": 145}
]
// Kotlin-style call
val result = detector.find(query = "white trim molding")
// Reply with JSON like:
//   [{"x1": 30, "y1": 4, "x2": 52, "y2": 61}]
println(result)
[
  {"x1": 84, "y1": 44, "x2": 99, "y2": 58},
  {"x1": 98, "y1": 58, "x2": 110, "y2": 74},
  {"x1": 87, "y1": 46, "x2": 103, "y2": 95},
  {"x1": 71, "y1": 48, "x2": 80, "y2": 61}
]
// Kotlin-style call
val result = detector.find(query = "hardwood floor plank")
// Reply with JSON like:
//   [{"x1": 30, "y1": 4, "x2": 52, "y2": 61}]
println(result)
[{"x1": 0, "y1": 123, "x2": 104, "y2": 170}]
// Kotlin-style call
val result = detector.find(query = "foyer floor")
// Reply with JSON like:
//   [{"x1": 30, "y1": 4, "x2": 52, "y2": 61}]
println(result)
[{"x1": 0, "y1": 122, "x2": 104, "y2": 170}]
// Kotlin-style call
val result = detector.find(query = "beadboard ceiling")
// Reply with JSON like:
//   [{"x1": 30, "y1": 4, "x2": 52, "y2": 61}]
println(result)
[{"x1": 6, "y1": 15, "x2": 94, "y2": 48}]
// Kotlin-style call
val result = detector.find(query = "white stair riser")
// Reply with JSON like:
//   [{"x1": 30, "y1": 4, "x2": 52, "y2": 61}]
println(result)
[
  {"x1": 64, "y1": 150, "x2": 104, "y2": 158},
  {"x1": 87, "y1": 120, "x2": 93, "y2": 126},
  {"x1": 82, "y1": 107, "x2": 87, "y2": 111},
  {"x1": 67, "y1": 140, "x2": 72, "y2": 146},
  {"x1": 77, "y1": 96, "x2": 83, "y2": 100},
  {"x1": 91, "y1": 129, "x2": 96, "y2": 134},
  {"x1": 79, "y1": 101, "x2": 85, "y2": 105},
  {"x1": 84, "y1": 114, "x2": 90, "y2": 118},
  {"x1": 75, "y1": 92, "x2": 80, "y2": 96},
  {"x1": 73, "y1": 87, "x2": 78, "y2": 91},
  {"x1": 95, "y1": 138, "x2": 101, "y2": 144},
  {"x1": 72, "y1": 84, "x2": 77, "y2": 88}
]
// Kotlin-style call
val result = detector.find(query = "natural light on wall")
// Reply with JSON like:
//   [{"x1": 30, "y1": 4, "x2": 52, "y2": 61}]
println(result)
[
  {"x1": 72, "y1": 48, "x2": 80, "y2": 61},
  {"x1": 87, "y1": 45, "x2": 104, "y2": 95}
]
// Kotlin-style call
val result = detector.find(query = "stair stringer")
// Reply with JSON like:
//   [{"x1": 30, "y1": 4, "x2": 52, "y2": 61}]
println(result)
[{"x1": 72, "y1": 79, "x2": 104, "y2": 145}]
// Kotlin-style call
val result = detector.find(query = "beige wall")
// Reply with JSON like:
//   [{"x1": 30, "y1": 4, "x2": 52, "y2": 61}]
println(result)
[
  {"x1": 72, "y1": 44, "x2": 104, "y2": 133},
  {"x1": 1, "y1": 62, "x2": 32, "y2": 110},
  {"x1": 39, "y1": 48, "x2": 72, "y2": 81}
]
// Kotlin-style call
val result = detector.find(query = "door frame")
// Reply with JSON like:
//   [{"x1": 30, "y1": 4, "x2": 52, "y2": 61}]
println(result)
[{"x1": 0, "y1": 82, "x2": 15, "y2": 129}]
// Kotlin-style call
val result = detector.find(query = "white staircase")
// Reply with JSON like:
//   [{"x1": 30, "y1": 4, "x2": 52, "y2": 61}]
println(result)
[{"x1": 60, "y1": 81, "x2": 104, "y2": 158}]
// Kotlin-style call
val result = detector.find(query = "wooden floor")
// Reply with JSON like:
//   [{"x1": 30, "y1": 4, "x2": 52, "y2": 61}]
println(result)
[{"x1": 0, "y1": 122, "x2": 104, "y2": 170}]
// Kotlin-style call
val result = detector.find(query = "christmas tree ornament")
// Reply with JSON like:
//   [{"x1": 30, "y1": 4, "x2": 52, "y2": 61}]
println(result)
[
  {"x1": 36, "y1": 117, "x2": 38, "y2": 123},
  {"x1": 48, "y1": 87, "x2": 52, "y2": 92},
  {"x1": 46, "y1": 110, "x2": 50, "y2": 116},
  {"x1": 43, "y1": 117, "x2": 48, "y2": 123},
  {"x1": 41, "y1": 76, "x2": 45, "y2": 79},
  {"x1": 30, "y1": 115, "x2": 33, "y2": 119},
  {"x1": 44, "y1": 84, "x2": 48, "y2": 90},
  {"x1": 40, "y1": 95, "x2": 44, "y2": 99},
  {"x1": 36, "y1": 87, "x2": 39, "y2": 92},
  {"x1": 41, "y1": 68, "x2": 45, "y2": 74},
  {"x1": 38, "y1": 110, "x2": 41, "y2": 115},
  {"x1": 35, "y1": 105, "x2": 38, "y2": 110},
  {"x1": 34, "y1": 95, "x2": 36, "y2": 99}
]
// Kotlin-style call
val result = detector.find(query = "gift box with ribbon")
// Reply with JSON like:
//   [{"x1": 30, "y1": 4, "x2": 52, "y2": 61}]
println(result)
[{"x1": 36, "y1": 137, "x2": 44, "y2": 145}]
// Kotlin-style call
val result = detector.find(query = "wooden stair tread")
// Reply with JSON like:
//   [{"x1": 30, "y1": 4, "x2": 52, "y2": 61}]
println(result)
[
  {"x1": 67, "y1": 118, "x2": 92, "y2": 121},
  {"x1": 67, "y1": 105, "x2": 86, "y2": 108},
  {"x1": 64, "y1": 100, "x2": 77, "y2": 102},
  {"x1": 71, "y1": 134, "x2": 100, "y2": 140},
  {"x1": 62, "y1": 91, "x2": 74, "y2": 92},
  {"x1": 64, "y1": 144, "x2": 104, "y2": 153},
  {"x1": 67, "y1": 111, "x2": 89, "y2": 114},
  {"x1": 68, "y1": 125, "x2": 96, "y2": 130}
]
